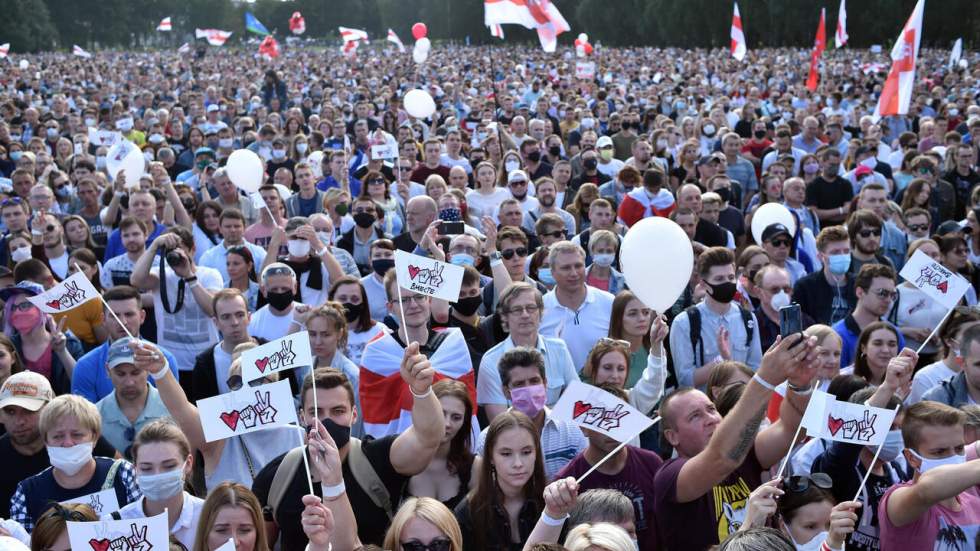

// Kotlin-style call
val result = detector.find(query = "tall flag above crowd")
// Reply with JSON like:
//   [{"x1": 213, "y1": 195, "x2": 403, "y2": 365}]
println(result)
[
  {"x1": 387, "y1": 29, "x2": 406, "y2": 53},
  {"x1": 195, "y1": 28, "x2": 232, "y2": 46},
  {"x1": 730, "y1": 2, "x2": 747, "y2": 61},
  {"x1": 484, "y1": 0, "x2": 569, "y2": 52},
  {"x1": 806, "y1": 9, "x2": 827, "y2": 91},
  {"x1": 835, "y1": 0, "x2": 849, "y2": 47},
  {"x1": 873, "y1": 0, "x2": 925, "y2": 118},
  {"x1": 245, "y1": 12, "x2": 270, "y2": 36},
  {"x1": 156, "y1": 17, "x2": 171, "y2": 32},
  {"x1": 72, "y1": 45, "x2": 92, "y2": 58}
]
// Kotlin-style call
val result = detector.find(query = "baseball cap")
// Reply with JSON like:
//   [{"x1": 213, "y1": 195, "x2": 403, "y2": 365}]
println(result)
[
  {"x1": 107, "y1": 337, "x2": 136, "y2": 370},
  {"x1": 596, "y1": 136, "x2": 614, "y2": 149},
  {"x1": 0, "y1": 371, "x2": 54, "y2": 411},
  {"x1": 507, "y1": 169, "x2": 529, "y2": 184},
  {"x1": 194, "y1": 147, "x2": 215, "y2": 158},
  {"x1": 761, "y1": 223, "x2": 792, "y2": 243},
  {"x1": 855, "y1": 165, "x2": 873, "y2": 177},
  {"x1": 0, "y1": 281, "x2": 43, "y2": 302},
  {"x1": 207, "y1": 104, "x2": 220, "y2": 113}
]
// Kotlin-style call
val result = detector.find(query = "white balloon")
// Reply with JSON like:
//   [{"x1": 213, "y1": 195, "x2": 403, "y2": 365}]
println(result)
[
  {"x1": 105, "y1": 140, "x2": 144, "y2": 189},
  {"x1": 578, "y1": 33, "x2": 588, "y2": 43},
  {"x1": 750, "y1": 203, "x2": 797, "y2": 245},
  {"x1": 415, "y1": 37, "x2": 431, "y2": 53},
  {"x1": 308, "y1": 150, "x2": 325, "y2": 178},
  {"x1": 226, "y1": 149, "x2": 265, "y2": 194},
  {"x1": 412, "y1": 46, "x2": 429, "y2": 64},
  {"x1": 18, "y1": 60, "x2": 29, "y2": 70},
  {"x1": 403, "y1": 89, "x2": 436, "y2": 118},
  {"x1": 621, "y1": 217, "x2": 694, "y2": 313}
]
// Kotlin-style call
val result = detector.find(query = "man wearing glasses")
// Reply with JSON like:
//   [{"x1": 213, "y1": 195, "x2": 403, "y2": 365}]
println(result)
[
  {"x1": 856, "y1": 183, "x2": 907, "y2": 271},
  {"x1": 846, "y1": 209, "x2": 894, "y2": 280},
  {"x1": 391, "y1": 156, "x2": 426, "y2": 212},
  {"x1": 909, "y1": 155, "x2": 955, "y2": 223},
  {"x1": 505, "y1": 169, "x2": 540, "y2": 215},
  {"x1": 832, "y1": 263, "x2": 905, "y2": 367},
  {"x1": 759, "y1": 223, "x2": 807, "y2": 285}
]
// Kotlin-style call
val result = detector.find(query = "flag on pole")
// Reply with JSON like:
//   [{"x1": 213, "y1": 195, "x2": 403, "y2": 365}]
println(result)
[
  {"x1": 489, "y1": 24, "x2": 505, "y2": 39},
  {"x1": 873, "y1": 0, "x2": 925, "y2": 119},
  {"x1": 289, "y1": 12, "x2": 306, "y2": 35},
  {"x1": 483, "y1": 0, "x2": 569, "y2": 53},
  {"x1": 730, "y1": 2, "x2": 747, "y2": 61},
  {"x1": 359, "y1": 328, "x2": 475, "y2": 438},
  {"x1": 800, "y1": 390, "x2": 897, "y2": 446},
  {"x1": 900, "y1": 249, "x2": 971, "y2": 310},
  {"x1": 258, "y1": 35, "x2": 280, "y2": 59},
  {"x1": 195, "y1": 29, "x2": 233, "y2": 46},
  {"x1": 177, "y1": 42, "x2": 190, "y2": 54},
  {"x1": 26, "y1": 272, "x2": 100, "y2": 314},
  {"x1": 0, "y1": 43, "x2": 8, "y2": 58},
  {"x1": 552, "y1": 381, "x2": 655, "y2": 442},
  {"x1": 950, "y1": 38, "x2": 963, "y2": 69},
  {"x1": 72, "y1": 45, "x2": 92, "y2": 58},
  {"x1": 835, "y1": 0, "x2": 849, "y2": 48},
  {"x1": 341, "y1": 40, "x2": 359, "y2": 57},
  {"x1": 387, "y1": 29, "x2": 405, "y2": 53},
  {"x1": 339, "y1": 27, "x2": 369, "y2": 43},
  {"x1": 156, "y1": 17, "x2": 172, "y2": 32},
  {"x1": 806, "y1": 9, "x2": 827, "y2": 91},
  {"x1": 240, "y1": 332, "x2": 311, "y2": 384},
  {"x1": 245, "y1": 12, "x2": 270, "y2": 36}
]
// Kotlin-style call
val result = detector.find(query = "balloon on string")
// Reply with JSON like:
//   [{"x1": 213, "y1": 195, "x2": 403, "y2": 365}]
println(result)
[
  {"x1": 404, "y1": 89, "x2": 436, "y2": 119},
  {"x1": 415, "y1": 37, "x2": 431, "y2": 52},
  {"x1": 226, "y1": 149, "x2": 265, "y2": 194},
  {"x1": 411, "y1": 23, "x2": 428, "y2": 40},
  {"x1": 578, "y1": 33, "x2": 589, "y2": 42},
  {"x1": 750, "y1": 203, "x2": 797, "y2": 245},
  {"x1": 412, "y1": 46, "x2": 428, "y2": 64},
  {"x1": 620, "y1": 217, "x2": 694, "y2": 313},
  {"x1": 105, "y1": 140, "x2": 145, "y2": 189}
]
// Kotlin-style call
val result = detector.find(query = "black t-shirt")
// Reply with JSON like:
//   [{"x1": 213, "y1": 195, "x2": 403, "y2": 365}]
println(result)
[
  {"x1": 0, "y1": 435, "x2": 116, "y2": 518},
  {"x1": 805, "y1": 175, "x2": 854, "y2": 210},
  {"x1": 253, "y1": 435, "x2": 407, "y2": 547}
]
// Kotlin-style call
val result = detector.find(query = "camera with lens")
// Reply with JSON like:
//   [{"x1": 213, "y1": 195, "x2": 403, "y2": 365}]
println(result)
[{"x1": 165, "y1": 247, "x2": 185, "y2": 268}]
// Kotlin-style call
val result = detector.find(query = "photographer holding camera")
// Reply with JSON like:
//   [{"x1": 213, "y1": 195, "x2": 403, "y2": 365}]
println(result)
[{"x1": 131, "y1": 226, "x2": 223, "y2": 393}]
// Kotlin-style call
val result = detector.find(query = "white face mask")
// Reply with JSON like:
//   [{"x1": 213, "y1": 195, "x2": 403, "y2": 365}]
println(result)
[
  {"x1": 909, "y1": 448, "x2": 966, "y2": 474},
  {"x1": 504, "y1": 159, "x2": 520, "y2": 173},
  {"x1": 137, "y1": 466, "x2": 185, "y2": 501},
  {"x1": 592, "y1": 253, "x2": 615, "y2": 267},
  {"x1": 47, "y1": 442, "x2": 94, "y2": 476},
  {"x1": 116, "y1": 118, "x2": 134, "y2": 131},
  {"x1": 287, "y1": 239, "x2": 311, "y2": 257},
  {"x1": 218, "y1": 138, "x2": 234, "y2": 149},
  {"x1": 316, "y1": 231, "x2": 332, "y2": 246},
  {"x1": 877, "y1": 429, "x2": 905, "y2": 462},
  {"x1": 770, "y1": 290, "x2": 791, "y2": 311},
  {"x1": 860, "y1": 156, "x2": 877, "y2": 169},
  {"x1": 296, "y1": 143, "x2": 309, "y2": 154},
  {"x1": 11, "y1": 246, "x2": 31, "y2": 263},
  {"x1": 791, "y1": 529, "x2": 829, "y2": 551},
  {"x1": 272, "y1": 149, "x2": 287, "y2": 160}
]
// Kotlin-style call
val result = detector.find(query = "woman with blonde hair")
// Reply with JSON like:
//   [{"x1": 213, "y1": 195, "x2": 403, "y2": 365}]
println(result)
[
  {"x1": 382, "y1": 497, "x2": 464, "y2": 551},
  {"x1": 192, "y1": 482, "x2": 269, "y2": 551},
  {"x1": 425, "y1": 175, "x2": 449, "y2": 202},
  {"x1": 30, "y1": 503, "x2": 98, "y2": 551},
  {"x1": 564, "y1": 522, "x2": 636, "y2": 551}
]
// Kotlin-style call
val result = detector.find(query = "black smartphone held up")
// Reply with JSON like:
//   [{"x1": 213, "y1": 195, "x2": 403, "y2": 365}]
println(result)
[
  {"x1": 438, "y1": 221, "x2": 465, "y2": 235},
  {"x1": 779, "y1": 303, "x2": 803, "y2": 339}
]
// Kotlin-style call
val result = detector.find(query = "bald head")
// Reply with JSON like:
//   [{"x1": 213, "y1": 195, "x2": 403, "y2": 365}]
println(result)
[
  {"x1": 406, "y1": 195, "x2": 438, "y2": 233},
  {"x1": 677, "y1": 184, "x2": 703, "y2": 214}
]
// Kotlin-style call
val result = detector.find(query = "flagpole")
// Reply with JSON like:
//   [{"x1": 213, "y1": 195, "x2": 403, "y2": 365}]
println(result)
[
  {"x1": 73, "y1": 262, "x2": 134, "y2": 340},
  {"x1": 851, "y1": 403, "x2": 902, "y2": 502},
  {"x1": 295, "y1": 427, "x2": 315, "y2": 496},
  {"x1": 775, "y1": 417, "x2": 806, "y2": 480},
  {"x1": 915, "y1": 307, "x2": 954, "y2": 355},
  {"x1": 576, "y1": 417, "x2": 660, "y2": 484}
]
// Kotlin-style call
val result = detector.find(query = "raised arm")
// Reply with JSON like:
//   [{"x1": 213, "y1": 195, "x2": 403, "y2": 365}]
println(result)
[
  {"x1": 390, "y1": 342, "x2": 444, "y2": 475},
  {"x1": 629, "y1": 314, "x2": 669, "y2": 414},
  {"x1": 886, "y1": 460, "x2": 980, "y2": 527},
  {"x1": 481, "y1": 217, "x2": 512, "y2": 301},
  {"x1": 306, "y1": 418, "x2": 362, "y2": 551},
  {"x1": 522, "y1": 477, "x2": 579, "y2": 551},
  {"x1": 163, "y1": 179, "x2": 193, "y2": 228},
  {"x1": 131, "y1": 233, "x2": 177, "y2": 290}
]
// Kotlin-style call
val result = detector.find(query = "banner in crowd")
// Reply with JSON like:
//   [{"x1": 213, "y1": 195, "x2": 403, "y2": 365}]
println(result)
[
  {"x1": 87, "y1": 128, "x2": 122, "y2": 148},
  {"x1": 800, "y1": 389, "x2": 897, "y2": 445},
  {"x1": 900, "y1": 249, "x2": 971, "y2": 310},
  {"x1": 67, "y1": 510, "x2": 169, "y2": 551},
  {"x1": 195, "y1": 29, "x2": 232, "y2": 46},
  {"x1": 63, "y1": 488, "x2": 120, "y2": 517},
  {"x1": 394, "y1": 250, "x2": 464, "y2": 302},
  {"x1": 156, "y1": 17, "x2": 171, "y2": 32},
  {"x1": 196, "y1": 379, "x2": 298, "y2": 442},
  {"x1": 240, "y1": 332, "x2": 312, "y2": 384},
  {"x1": 552, "y1": 381, "x2": 654, "y2": 442},
  {"x1": 27, "y1": 271, "x2": 100, "y2": 314}
]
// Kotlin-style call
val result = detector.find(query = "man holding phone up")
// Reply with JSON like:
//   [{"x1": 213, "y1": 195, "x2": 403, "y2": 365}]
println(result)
[{"x1": 753, "y1": 264, "x2": 814, "y2": 351}]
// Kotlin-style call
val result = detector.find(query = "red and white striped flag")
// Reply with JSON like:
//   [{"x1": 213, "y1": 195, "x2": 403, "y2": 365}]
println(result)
[
  {"x1": 835, "y1": 0, "x2": 849, "y2": 48},
  {"x1": 0, "y1": 43, "x2": 8, "y2": 58},
  {"x1": 258, "y1": 35, "x2": 280, "y2": 59},
  {"x1": 805, "y1": 9, "x2": 827, "y2": 91},
  {"x1": 730, "y1": 2, "x2": 746, "y2": 61},
  {"x1": 157, "y1": 17, "x2": 172, "y2": 32},
  {"x1": 359, "y1": 328, "x2": 475, "y2": 438},
  {"x1": 177, "y1": 42, "x2": 190, "y2": 54},
  {"x1": 339, "y1": 27, "x2": 369, "y2": 43},
  {"x1": 289, "y1": 12, "x2": 306, "y2": 35},
  {"x1": 72, "y1": 45, "x2": 92, "y2": 58},
  {"x1": 195, "y1": 28, "x2": 232, "y2": 46},
  {"x1": 484, "y1": 0, "x2": 568, "y2": 53},
  {"x1": 387, "y1": 29, "x2": 405, "y2": 53},
  {"x1": 489, "y1": 24, "x2": 505, "y2": 39},
  {"x1": 873, "y1": 0, "x2": 924, "y2": 119},
  {"x1": 341, "y1": 40, "x2": 359, "y2": 57}
]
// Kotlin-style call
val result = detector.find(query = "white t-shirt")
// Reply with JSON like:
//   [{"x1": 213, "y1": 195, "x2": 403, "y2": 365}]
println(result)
[
  {"x1": 247, "y1": 303, "x2": 298, "y2": 342},
  {"x1": 149, "y1": 264, "x2": 223, "y2": 371},
  {"x1": 213, "y1": 345, "x2": 233, "y2": 395},
  {"x1": 345, "y1": 323, "x2": 388, "y2": 365},
  {"x1": 465, "y1": 187, "x2": 513, "y2": 220}
]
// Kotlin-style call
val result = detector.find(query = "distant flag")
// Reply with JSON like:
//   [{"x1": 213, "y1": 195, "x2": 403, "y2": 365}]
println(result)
[
  {"x1": 195, "y1": 28, "x2": 233, "y2": 46},
  {"x1": 0, "y1": 43, "x2": 8, "y2": 58},
  {"x1": 289, "y1": 11, "x2": 306, "y2": 35},
  {"x1": 730, "y1": 2, "x2": 746, "y2": 61},
  {"x1": 483, "y1": 0, "x2": 568, "y2": 53},
  {"x1": 177, "y1": 42, "x2": 191, "y2": 54},
  {"x1": 72, "y1": 45, "x2": 92, "y2": 58},
  {"x1": 950, "y1": 38, "x2": 963, "y2": 69},
  {"x1": 342, "y1": 40, "x2": 359, "y2": 57},
  {"x1": 873, "y1": 0, "x2": 925, "y2": 119},
  {"x1": 835, "y1": 0, "x2": 849, "y2": 48},
  {"x1": 156, "y1": 17, "x2": 172, "y2": 32},
  {"x1": 489, "y1": 24, "x2": 505, "y2": 39},
  {"x1": 387, "y1": 29, "x2": 405, "y2": 53},
  {"x1": 339, "y1": 27, "x2": 369, "y2": 43},
  {"x1": 806, "y1": 9, "x2": 827, "y2": 91},
  {"x1": 258, "y1": 35, "x2": 280, "y2": 59},
  {"x1": 245, "y1": 12, "x2": 270, "y2": 36}
]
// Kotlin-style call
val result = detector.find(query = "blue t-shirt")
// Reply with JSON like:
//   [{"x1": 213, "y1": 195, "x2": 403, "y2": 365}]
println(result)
[
  {"x1": 104, "y1": 221, "x2": 165, "y2": 262},
  {"x1": 833, "y1": 314, "x2": 906, "y2": 368},
  {"x1": 71, "y1": 340, "x2": 180, "y2": 403},
  {"x1": 298, "y1": 194, "x2": 319, "y2": 217}
]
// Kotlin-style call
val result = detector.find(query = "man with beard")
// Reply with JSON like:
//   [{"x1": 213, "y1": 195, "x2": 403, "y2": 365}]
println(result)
[
  {"x1": 846, "y1": 209, "x2": 894, "y2": 279},
  {"x1": 190, "y1": 289, "x2": 262, "y2": 402},
  {"x1": 528, "y1": 177, "x2": 575, "y2": 235}
]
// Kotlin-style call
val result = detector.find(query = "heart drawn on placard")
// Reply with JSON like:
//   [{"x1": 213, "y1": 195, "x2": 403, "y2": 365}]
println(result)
[
  {"x1": 89, "y1": 538, "x2": 111, "y2": 551},
  {"x1": 827, "y1": 415, "x2": 844, "y2": 436},
  {"x1": 573, "y1": 401, "x2": 592, "y2": 419},
  {"x1": 220, "y1": 410, "x2": 241, "y2": 430},
  {"x1": 46, "y1": 300, "x2": 62, "y2": 310},
  {"x1": 937, "y1": 280, "x2": 949, "y2": 294},
  {"x1": 255, "y1": 357, "x2": 270, "y2": 373},
  {"x1": 407, "y1": 265, "x2": 421, "y2": 279}
]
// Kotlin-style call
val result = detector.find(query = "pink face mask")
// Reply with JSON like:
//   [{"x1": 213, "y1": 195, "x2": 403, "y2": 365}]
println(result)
[
  {"x1": 10, "y1": 307, "x2": 41, "y2": 333},
  {"x1": 510, "y1": 384, "x2": 547, "y2": 418}
]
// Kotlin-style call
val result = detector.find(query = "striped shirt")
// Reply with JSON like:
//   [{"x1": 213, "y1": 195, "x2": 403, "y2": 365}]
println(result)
[{"x1": 477, "y1": 407, "x2": 587, "y2": 481}]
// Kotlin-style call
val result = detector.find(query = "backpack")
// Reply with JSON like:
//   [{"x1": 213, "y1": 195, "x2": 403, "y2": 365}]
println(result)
[
  {"x1": 684, "y1": 304, "x2": 755, "y2": 367},
  {"x1": 268, "y1": 438, "x2": 392, "y2": 522}
]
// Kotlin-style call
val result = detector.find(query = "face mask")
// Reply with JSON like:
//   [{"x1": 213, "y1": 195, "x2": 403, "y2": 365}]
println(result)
[
  {"x1": 549, "y1": 145, "x2": 561, "y2": 157},
  {"x1": 909, "y1": 448, "x2": 966, "y2": 474},
  {"x1": 296, "y1": 143, "x2": 308, "y2": 154},
  {"x1": 84, "y1": 117, "x2": 96, "y2": 128},
  {"x1": 453, "y1": 295, "x2": 483, "y2": 316},
  {"x1": 353, "y1": 212, "x2": 376, "y2": 228},
  {"x1": 272, "y1": 149, "x2": 287, "y2": 160},
  {"x1": 592, "y1": 253, "x2": 615, "y2": 267},
  {"x1": 148, "y1": 133, "x2": 165, "y2": 145},
  {"x1": 827, "y1": 253, "x2": 851, "y2": 275},
  {"x1": 11, "y1": 246, "x2": 32, "y2": 263},
  {"x1": 116, "y1": 118, "x2": 133, "y2": 131},
  {"x1": 137, "y1": 466, "x2": 185, "y2": 501},
  {"x1": 706, "y1": 281, "x2": 737, "y2": 303},
  {"x1": 342, "y1": 302, "x2": 362, "y2": 323},
  {"x1": 265, "y1": 290, "x2": 294, "y2": 311},
  {"x1": 509, "y1": 384, "x2": 547, "y2": 418},
  {"x1": 287, "y1": 239, "x2": 311, "y2": 257},
  {"x1": 770, "y1": 290, "x2": 791, "y2": 311},
  {"x1": 789, "y1": 529, "x2": 829, "y2": 551},
  {"x1": 702, "y1": 124, "x2": 717, "y2": 136},
  {"x1": 803, "y1": 162, "x2": 820, "y2": 174},
  {"x1": 450, "y1": 253, "x2": 475, "y2": 267},
  {"x1": 538, "y1": 267, "x2": 555, "y2": 285},
  {"x1": 439, "y1": 208, "x2": 461, "y2": 222},
  {"x1": 47, "y1": 442, "x2": 94, "y2": 476},
  {"x1": 877, "y1": 429, "x2": 905, "y2": 462},
  {"x1": 335, "y1": 203, "x2": 349, "y2": 216},
  {"x1": 218, "y1": 138, "x2": 234, "y2": 149},
  {"x1": 949, "y1": 108, "x2": 960, "y2": 117},
  {"x1": 656, "y1": 139, "x2": 669, "y2": 151},
  {"x1": 715, "y1": 187, "x2": 732, "y2": 204},
  {"x1": 580, "y1": 117, "x2": 595, "y2": 129},
  {"x1": 600, "y1": 149, "x2": 613, "y2": 161},
  {"x1": 55, "y1": 184, "x2": 75, "y2": 199},
  {"x1": 46, "y1": 128, "x2": 58, "y2": 139},
  {"x1": 10, "y1": 151, "x2": 22, "y2": 162},
  {"x1": 319, "y1": 417, "x2": 352, "y2": 449},
  {"x1": 754, "y1": 130, "x2": 767, "y2": 139},
  {"x1": 96, "y1": 156, "x2": 107, "y2": 169},
  {"x1": 584, "y1": 158, "x2": 598, "y2": 170},
  {"x1": 504, "y1": 159, "x2": 520, "y2": 173},
  {"x1": 372, "y1": 258, "x2": 395, "y2": 276},
  {"x1": 10, "y1": 308, "x2": 41, "y2": 332},
  {"x1": 316, "y1": 232, "x2": 332, "y2": 246},
  {"x1": 860, "y1": 157, "x2": 877, "y2": 169},
  {"x1": 527, "y1": 151, "x2": 542, "y2": 163}
]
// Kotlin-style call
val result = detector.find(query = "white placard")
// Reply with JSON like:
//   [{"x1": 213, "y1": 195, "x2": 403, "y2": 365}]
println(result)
[
  {"x1": 240, "y1": 332, "x2": 313, "y2": 384},
  {"x1": 67, "y1": 511, "x2": 168, "y2": 551},
  {"x1": 394, "y1": 249, "x2": 464, "y2": 302},
  {"x1": 26, "y1": 271, "x2": 101, "y2": 314},
  {"x1": 575, "y1": 61, "x2": 596, "y2": 80},
  {"x1": 196, "y1": 379, "x2": 299, "y2": 443},
  {"x1": 899, "y1": 249, "x2": 971, "y2": 310},
  {"x1": 371, "y1": 143, "x2": 398, "y2": 160},
  {"x1": 800, "y1": 390, "x2": 897, "y2": 446},
  {"x1": 551, "y1": 381, "x2": 654, "y2": 442},
  {"x1": 63, "y1": 488, "x2": 121, "y2": 517}
]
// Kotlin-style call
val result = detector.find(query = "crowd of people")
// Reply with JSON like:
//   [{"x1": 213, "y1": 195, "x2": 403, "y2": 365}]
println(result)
[{"x1": 0, "y1": 39, "x2": 980, "y2": 551}]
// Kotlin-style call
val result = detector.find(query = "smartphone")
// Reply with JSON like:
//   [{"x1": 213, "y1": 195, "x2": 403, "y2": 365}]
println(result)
[
  {"x1": 438, "y1": 221, "x2": 465, "y2": 235},
  {"x1": 779, "y1": 304, "x2": 803, "y2": 339}
]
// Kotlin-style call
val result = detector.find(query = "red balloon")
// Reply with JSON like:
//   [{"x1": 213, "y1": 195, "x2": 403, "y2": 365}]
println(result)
[
  {"x1": 412, "y1": 23, "x2": 428, "y2": 40},
  {"x1": 584, "y1": 44, "x2": 594, "y2": 55}
]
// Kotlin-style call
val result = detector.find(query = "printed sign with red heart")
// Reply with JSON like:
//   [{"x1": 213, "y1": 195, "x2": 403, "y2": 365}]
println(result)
[
  {"x1": 937, "y1": 280, "x2": 949, "y2": 294},
  {"x1": 255, "y1": 357, "x2": 270, "y2": 373},
  {"x1": 408, "y1": 265, "x2": 421, "y2": 279},
  {"x1": 220, "y1": 410, "x2": 241, "y2": 430},
  {"x1": 827, "y1": 414, "x2": 844, "y2": 436},
  {"x1": 89, "y1": 539, "x2": 111, "y2": 551},
  {"x1": 573, "y1": 401, "x2": 592, "y2": 419},
  {"x1": 46, "y1": 300, "x2": 62, "y2": 310}
]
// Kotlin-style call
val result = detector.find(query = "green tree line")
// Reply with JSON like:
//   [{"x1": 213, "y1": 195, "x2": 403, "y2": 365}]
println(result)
[{"x1": 0, "y1": 0, "x2": 975, "y2": 53}]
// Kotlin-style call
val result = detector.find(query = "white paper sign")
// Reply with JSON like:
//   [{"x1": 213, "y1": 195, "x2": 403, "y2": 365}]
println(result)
[
  {"x1": 63, "y1": 488, "x2": 121, "y2": 517},
  {"x1": 371, "y1": 143, "x2": 398, "y2": 160},
  {"x1": 196, "y1": 379, "x2": 299, "y2": 443},
  {"x1": 216, "y1": 538, "x2": 236, "y2": 551},
  {"x1": 870, "y1": 45, "x2": 883, "y2": 54},
  {"x1": 68, "y1": 510, "x2": 168, "y2": 551},
  {"x1": 551, "y1": 381, "x2": 654, "y2": 442},
  {"x1": 800, "y1": 391, "x2": 896, "y2": 446},
  {"x1": 575, "y1": 61, "x2": 596, "y2": 80},
  {"x1": 394, "y1": 249, "x2": 464, "y2": 302},
  {"x1": 240, "y1": 332, "x2": 313, "y2": 383},
  {"x1": 900, "y1": 249, "x2": 971, "y2": 310},
  {"x1": 26, "y1": 271, "x2": 101, "y2": 314},
  {"x1": 87, "y1": 128, "x2": 123, "y2": 147}
]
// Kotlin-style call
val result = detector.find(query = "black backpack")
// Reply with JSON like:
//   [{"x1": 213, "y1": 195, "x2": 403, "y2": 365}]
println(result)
[{"x1": 682, "y1": 304, "x2": 755, "y2": 374}]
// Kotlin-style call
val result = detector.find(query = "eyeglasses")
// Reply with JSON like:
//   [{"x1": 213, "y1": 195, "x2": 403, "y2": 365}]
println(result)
[
  {"x1": 507, "y1": 304, "x2": 540, "y2": 315},
  {"x1": 367, "y1": 178, "x2": 386, "y2": 185},
  {"x1": 400, "y1": 539, "x2": 452, "y2": 551},
  {"x1": 1, "y1": 197, "x2": 23, "y2": 206},
  {"x1": 264, "y1": 266, "x2": 294, "y2": 278},
  {"x1": 398, "y1": 166, "x2": 412, "y2": 172},
  {"x1": 10, "y1": 301, "x2": 36, "y2": 312},
  {"x1": 858, "y1": 228, "x2": 882, "y2": 238},
  {"x1": 907, "y1": 223, "x2": 930, "y2": 233},
  {"x1": 541, "y1": 229, "x2": 567, "y2": 239},
  {"x1": 871, "y1": 288, "x2": 898, "y2": 300},
  {"x1": 501, "y1": 247, "x2": 528, "y2": 260},
  {"x1": 769, "y1": 238, "x2": 792, "y2": 248},
  {"x1": 510, "y1": 180, "x2": 528, "y2": 187},
  {"x1": 783, "y1": 472, "x2": 832, "y2": 493},
  {"x1": 392, "y1": 295, "x2": 428, "y2": 305}
]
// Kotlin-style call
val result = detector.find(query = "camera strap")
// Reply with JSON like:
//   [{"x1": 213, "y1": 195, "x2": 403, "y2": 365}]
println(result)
[{"x1": 159, "y1": 251, "x2": 185, "y2": 314}]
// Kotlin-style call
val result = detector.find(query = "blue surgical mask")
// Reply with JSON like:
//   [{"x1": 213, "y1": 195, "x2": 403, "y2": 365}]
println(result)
[
  {"x1": 538, "y1": 268, "x2": 555, "y2": 285},
  {"x1": 9, "y1": 151, "x2": 22, "y2": 162},
  {"x1": 877, "y1": 429, "x2": 905, "y2": 462},
  {"x1": 450, "y1": 253, "x2": 475, "y2": 267},
  {"x1": 909, "y1": 448, "x2": 966, "y2": 474},
  {"x1": 828, "y1": 253, "x2": 851, "y2": 275}
]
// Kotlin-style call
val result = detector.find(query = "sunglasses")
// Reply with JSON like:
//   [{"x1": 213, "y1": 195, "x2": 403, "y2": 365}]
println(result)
[
  {"x1": 501, "y1": 247, "x2": 528, "y2": 260},
  {"x1": 367, "y1": 178, "x2": 386, "y2": 185},
  {"x1": 871, "y1": 288, "x2": 898, "y2": 300},
  {"x1": 858, "y1": 228, "x2": 882, "y2": 238},
  {"x1": 907, "y1": 223, "x2": 929, "y2": 233},
  {"x1": 769, "y1": 238, "x2": 792, "y2": 248},
  {"x1": 400, "y1": 539, "x2": 452, "y2": 551},
  {"x1": 226, "y1": 375, "x2": 267, "y2": 391},
  {"x1": 783, "y1": 472, "x2": 832, "y2": 493},
  {"x1": 599, "y1": 337, "x2": 632, "y2": 349},
  {"x1": 10, "y1": 301, "x2": 36, "y2": 312},
  {"x1": 1, "y1": 197, "x2": 23, "y2": 206},
  {"x1": 541, "y1": 229, "x2": 566, "y2": 239}
]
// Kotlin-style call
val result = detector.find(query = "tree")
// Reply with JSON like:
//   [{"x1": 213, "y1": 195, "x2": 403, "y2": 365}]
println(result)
[{"x1": 0, "y1": 0, "x2": 58, "y2": 52}]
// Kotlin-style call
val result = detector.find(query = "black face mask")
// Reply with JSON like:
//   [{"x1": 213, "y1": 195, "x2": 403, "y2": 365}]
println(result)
[
  {"x1": 372, "y1": 258, "x2": 395, "y2": 276},
  {"x1": 527, "y1": 151, "x2": 541, "y2": 163},
  {"x1": 715, "y1": 187, "x2": 732, "y2": 203},
  {"x1": 706, "y1": 281, "x2": 738, "y2": 303},
  {"x1": 266, "y1": 290, "x2": 294, "y2": 311},
  {"x1": 584, "y1": 158, "x2": 598, "y2": 170},
  {"x1": 318, "y1": 417, "x2": 351, "y2": 449},
  {"x1": 353, "y1": 212, "x2": 375, "y2": 228},
  {"x1": 548, "y1": 145, "x2": 561, "y2": 157},
  {"x1": 453, "y1": 295, "x2": 483, "y2": 316},
  {"x1": 342, "y1": 302, "x2": 362, "y2": 323},
  {"x1": 753, "y1": 130, "x2": 767, "y2": 139}
]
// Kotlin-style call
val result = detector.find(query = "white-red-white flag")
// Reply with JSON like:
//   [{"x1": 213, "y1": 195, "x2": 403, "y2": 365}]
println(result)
[
  {"x1": 195, "y1": 28, "x2": 232, "y2": 47},
  {"x1": 339, "y1": 27, "x2": 369, "y2": 43},
  {"x1": 835, "y1": 0, "x2": 849, "y2": 48},
  {"x1": 730, "y1": 2, "x2": 746, "y2": 61},
  {"x1": 289, "y1": 12, "x2": 306, "y2": 35},
  {"x1": 873, "y1": 0, "x2": 924, "y2": 119},
  {"x1": 72, "y1": 45, "x2": 92, "y2": 58},
  {"x1": 157, "y1": 17, "x2": 172, "y2": 32},
  {"x1": 489, "y1": 24, "x2": 505, "y2": 39},
  {"x1": 484, "y1": 0, "x2": 568, "y2": 53},
  {"x1": 177, "y1": 42, "x2": 190, "y2": 54},
  {"x1": 341, "y1": 40, "x2": 359, "y2": 57},
  {"x1": 387, "y1": 29, "x2": 405, "y2": 53},
  {"x1": 0, "y1": 43, "x2": 8, "y2": 59}
]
